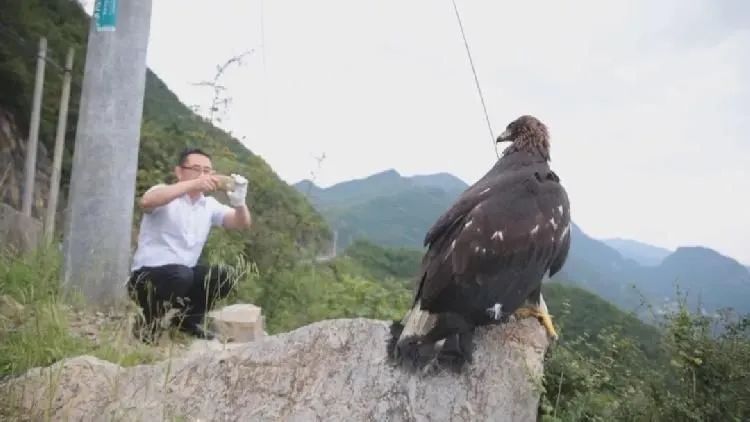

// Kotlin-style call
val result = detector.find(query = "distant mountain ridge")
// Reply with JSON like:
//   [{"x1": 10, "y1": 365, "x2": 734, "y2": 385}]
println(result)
[
  {"x1": 603, "y1": 238, "x2": 673, "y2": 266},
  {"x1": 293, "y1": 169, "x2": 469, "y2": 251},
  {"x1": 295, "y1": 169, "x2": 468, "y2": 210},
  {"x1": 296, "y1": 169, "x2": 750, "y2": 318},
  {"x1": 557, "y1": 224, "x2": 750, "y2": 318}
]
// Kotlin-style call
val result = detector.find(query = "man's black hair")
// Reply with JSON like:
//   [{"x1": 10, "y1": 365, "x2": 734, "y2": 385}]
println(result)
[{"x1": 178, "y1": 148, "x2": 211, "y2": 166}]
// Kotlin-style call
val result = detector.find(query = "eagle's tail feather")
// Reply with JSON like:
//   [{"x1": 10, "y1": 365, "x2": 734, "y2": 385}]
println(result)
[
  {"x1": 386, "y1": 301, "x2": 439, "y2": 370},
  {"x1": 387, "y1": 301, "x2": 476, "y2": 372},
  {"x1": 399, "y1": 301, "x2": 438, "y2": 340}
]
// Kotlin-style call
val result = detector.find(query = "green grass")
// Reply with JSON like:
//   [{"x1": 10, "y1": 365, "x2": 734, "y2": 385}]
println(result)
[{"x1": 0, "y1": 245, "x2": 162, "y2": 378}]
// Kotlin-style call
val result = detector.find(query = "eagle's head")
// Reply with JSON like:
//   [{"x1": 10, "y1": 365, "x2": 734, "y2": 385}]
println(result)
[{"x1": 496, "y1": 115, "x2": 551, "y2": 160}]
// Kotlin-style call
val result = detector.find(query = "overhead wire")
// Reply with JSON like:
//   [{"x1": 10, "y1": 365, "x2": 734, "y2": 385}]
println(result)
[
  {"x1": 449, "y1": 0, "x2": 499, "y2": 160},
  {"x1": 0, "y1": 21, "x2": 68, "y2": 74},
  {"x1": 0, "y1": 20, "x2": 83, "y2": 98}
]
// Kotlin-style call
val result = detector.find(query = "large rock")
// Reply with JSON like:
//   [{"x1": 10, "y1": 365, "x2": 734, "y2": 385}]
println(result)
[
  {"x1": 2, "y1": 317, "x2": 550, "y2": 421},
  {"x1": 0, "y1": 203, "x2": 43, "y2": 254},
  {"x1": 207, "y1": 303, "x2": 266, "y2": 342}
]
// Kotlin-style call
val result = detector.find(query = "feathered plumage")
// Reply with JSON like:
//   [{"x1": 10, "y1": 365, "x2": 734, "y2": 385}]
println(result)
[{"x1": 388, "y1": 115, "x2": 571, "y2": 373}]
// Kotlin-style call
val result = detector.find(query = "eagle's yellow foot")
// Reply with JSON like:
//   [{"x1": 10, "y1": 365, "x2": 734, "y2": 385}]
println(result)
[{"x1": 513, "y1": 305, "x2": 559, "y2": 341}]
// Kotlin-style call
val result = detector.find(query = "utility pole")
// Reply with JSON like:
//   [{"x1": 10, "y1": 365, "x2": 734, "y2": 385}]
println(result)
[
  {"x1": 21, "y1": 37, "x2": 47, "y2": 217},
  {"x1": 62, "y1": 0, "x2": 153, "y2": 305},
  {"x1": 45, "y1": 47, "x2": 75, "y2": 243}
]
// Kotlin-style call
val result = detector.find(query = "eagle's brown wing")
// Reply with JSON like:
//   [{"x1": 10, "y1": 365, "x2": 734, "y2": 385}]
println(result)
[{"x1": 416, "y1": 166, "x2": 571, "y2": 316}]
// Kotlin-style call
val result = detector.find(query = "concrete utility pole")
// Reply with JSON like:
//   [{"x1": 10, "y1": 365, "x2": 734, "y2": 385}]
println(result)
[
  {"x1": 62, "y1": 0, "x2": 153, "y2": 305},
  {"x1": 21, "y1": 37, "x2": 47, "y2": 217},
  {"x1": 45, "y1": 47, "x2": 75, "y2": 243}
]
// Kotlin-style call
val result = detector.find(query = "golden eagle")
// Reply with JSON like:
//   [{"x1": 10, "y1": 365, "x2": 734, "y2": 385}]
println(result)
[{"x1": 387, "y1": 115, "x2": 571, "y2": 372}]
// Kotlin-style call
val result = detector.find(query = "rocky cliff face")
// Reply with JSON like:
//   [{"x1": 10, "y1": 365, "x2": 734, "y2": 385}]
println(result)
[
  {"x1": 3, "y1": 317, "x2": 550, "y2": 421},
  {"x1": 0, "y1": 107, "x2": 59, "y2": 221}
]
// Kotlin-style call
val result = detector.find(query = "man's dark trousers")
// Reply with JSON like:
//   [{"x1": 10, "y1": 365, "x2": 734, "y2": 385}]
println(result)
[{"x1": 127, "y1": 264, "x2": 234, "y2": 340}]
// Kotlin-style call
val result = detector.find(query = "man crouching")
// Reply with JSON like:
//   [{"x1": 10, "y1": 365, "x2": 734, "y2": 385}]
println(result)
[{"x1": 127, "y1": 147, "x2": 252, "y2": 342}]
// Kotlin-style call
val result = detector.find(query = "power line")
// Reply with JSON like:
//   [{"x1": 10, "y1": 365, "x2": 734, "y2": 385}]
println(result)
[
  {"x1": 0, "y1": 21, "x2": 83, "y2": 95},
  {"x1": 0, "y1": 21, "x2": 68, "y2": 74},
  {"x1": 449, "y1": 0, "x2": 499, "y2": 160}
]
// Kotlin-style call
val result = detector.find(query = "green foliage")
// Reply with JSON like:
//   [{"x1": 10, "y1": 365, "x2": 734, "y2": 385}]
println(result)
[
  {"x1": 296, "y1": 171, "x2": 467, "y2": 251},
  {"x1": 329, "y1": 186, "x2": 456, "y2": 250},
  {"x1": 539, "y1": 290, "x2": 750, "y2": 421},
  {"x1": 0, "y1": 247, "x2": 159, "y2": 378},
  {"x1": 543, "y1": 282, "x2": 662, "y2": 361},
  {"x1": 539, "y1": 307, "x2": 661, "y2": 420},
  {"x1": 202, "y1": 233, "x2": 421, "y2": 335},
  {"x1": 653, "y1": 306, "x2": 750, "y2": 421},
  {"x1": 338, "y1": 239, "x2": 423, "y2": 282},
  {"x1": 230, "y1": 258, "x2": 413, "y2": 335},
  {"x1": 0, "y1": 0, "x2": 87, "y2": 186},
  {"x1": 0, "y1": 246, "x2": 82, "y2": 377}
]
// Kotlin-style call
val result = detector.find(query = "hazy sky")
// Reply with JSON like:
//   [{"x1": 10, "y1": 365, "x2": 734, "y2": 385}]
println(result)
[{"x1": 78, "y1": 0, "x2": 749, "y2": 264}]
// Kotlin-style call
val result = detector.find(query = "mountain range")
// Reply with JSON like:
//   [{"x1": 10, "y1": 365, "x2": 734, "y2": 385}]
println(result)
[
  {"x1": 601, "y1": 238, "x2": 673, "y2": 266},
  {"x1": 295, "y1": 170, "x2": 467, "y2": 252},
  {"x1": 294, "y1": 169, "x2": 750, "y2": 317}
]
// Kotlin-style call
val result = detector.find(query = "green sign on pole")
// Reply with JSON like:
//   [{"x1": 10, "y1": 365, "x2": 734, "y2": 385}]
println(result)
[{"x1": 94, "y1": 0, "x2": 118, "y2": 32}]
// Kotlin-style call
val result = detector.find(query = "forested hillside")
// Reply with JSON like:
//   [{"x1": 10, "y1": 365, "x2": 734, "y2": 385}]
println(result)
[
  {"x1": 294, "y1": 169, "x2": 468, "y2": 251},
  {"x1": 0, "y1": 0, "x2": 332, "y2": 274}
]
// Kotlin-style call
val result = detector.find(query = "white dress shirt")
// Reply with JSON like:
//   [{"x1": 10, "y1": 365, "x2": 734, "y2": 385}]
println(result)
[{"x1": 130, "y1": 184, "x2": 233, "y2": 271}]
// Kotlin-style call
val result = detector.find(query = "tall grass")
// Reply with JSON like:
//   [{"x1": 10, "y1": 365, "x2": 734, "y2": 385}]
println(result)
[{"x1": 0, "y1": 244, "x2": 160, "y2": 379}]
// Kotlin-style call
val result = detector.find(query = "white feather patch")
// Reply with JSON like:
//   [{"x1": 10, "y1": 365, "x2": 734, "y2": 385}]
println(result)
[
  {"x1": 530, "y1": 224, "x2": 540, "y2": 235},
  {"x1": 480, "y1": 187, "x2": 491, "y2": 195},
  {"x1": 400, "y1": 300, "x2": 437, "y2": 339},
  {"x1": 491, "y1": 230, "x2": 504, "y2": 241}
]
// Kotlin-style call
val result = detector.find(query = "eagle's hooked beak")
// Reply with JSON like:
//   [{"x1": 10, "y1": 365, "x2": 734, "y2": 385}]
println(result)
[{"x1": 496, "y1": 128, "x2": 512, "y2": 143}]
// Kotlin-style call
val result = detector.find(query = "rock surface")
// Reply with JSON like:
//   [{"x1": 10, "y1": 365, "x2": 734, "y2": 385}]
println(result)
[
  {"x1": 3, "y1": 317, "x2": 549, "y2": 421},
  {"x1": 207, "y1": 303, "x2": 267, "y2": 342},
  {"x1": 0, "y1": 108, "x2": 55, "y2": 222},
  {"x1": 0, "y1": 202, "x2": 43, "y2": 254}
]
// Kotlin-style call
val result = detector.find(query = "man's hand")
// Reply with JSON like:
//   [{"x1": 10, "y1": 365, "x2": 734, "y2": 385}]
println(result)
[
  {"x1": 227, "y1": 173, "x2": 248, "y2": 207},
  {"x1": 190, "y1": 174, "x2": 219, "y2": 193},
  {"x1": 222, "y1": 173, "x2": 252, "y2": 229},
  {"x1": 140, "y1": 175, "x2": 216, "y2": 212}
]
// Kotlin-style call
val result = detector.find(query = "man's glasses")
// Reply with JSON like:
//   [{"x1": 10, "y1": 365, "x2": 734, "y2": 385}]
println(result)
[{"x1": 180, "y1": 165, "x2": 215, "y2": 175}]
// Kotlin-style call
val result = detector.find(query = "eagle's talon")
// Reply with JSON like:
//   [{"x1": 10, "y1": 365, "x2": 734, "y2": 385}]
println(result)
[{"x1": 513, "y1": 305, "x2": 559, "y2": 341}]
